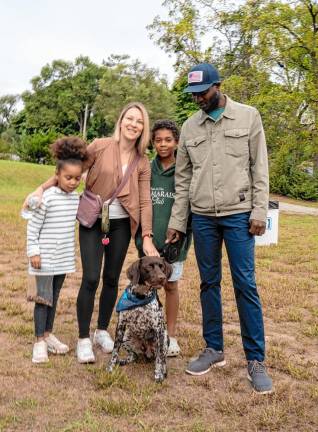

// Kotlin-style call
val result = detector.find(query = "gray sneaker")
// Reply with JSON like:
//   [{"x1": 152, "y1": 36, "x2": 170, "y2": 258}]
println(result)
[
  {"x1": 185, "y1": 348, "x2": 226, "y2": 376},
  {"x1": 247, "y1": 360, "x2": 273, "y2": 394}
]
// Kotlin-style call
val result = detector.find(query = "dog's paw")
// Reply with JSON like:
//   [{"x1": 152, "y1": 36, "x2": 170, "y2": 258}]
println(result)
[
  {"x1": 106, "y1": 363, "x2": 114, "y2": 373},
  {"x1": 154, "y1": 372, "x2": 165, "y2": 383}
]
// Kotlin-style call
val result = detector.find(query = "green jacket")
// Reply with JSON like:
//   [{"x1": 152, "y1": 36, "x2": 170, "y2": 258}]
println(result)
[
  {"x1": 168, "y1": 95, "x2": 269, "y2": 234},
  {"x1": 136, "y1": 156, "x2": 191, "y2": 261}
]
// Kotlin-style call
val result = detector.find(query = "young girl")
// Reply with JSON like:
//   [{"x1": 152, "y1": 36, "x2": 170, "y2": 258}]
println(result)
[
  {"x1": 137, "y1": 120, "x2": 191, "y2": 357},
  {"x1": 27, "y1": 137, "x2": 87, "y2": 363}
]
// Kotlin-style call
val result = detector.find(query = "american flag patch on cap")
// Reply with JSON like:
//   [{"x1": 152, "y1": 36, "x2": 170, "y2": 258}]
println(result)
[{"x1": 188, "y1": 71, "x2": 203, "y2": 83}]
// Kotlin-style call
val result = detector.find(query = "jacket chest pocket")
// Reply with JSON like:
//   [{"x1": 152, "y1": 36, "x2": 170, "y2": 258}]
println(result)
[
  {"x1": 224, "y1": 129, "x2": 249, "y2": 157},
  {"x1": 185, "y1": 135, "x2": 208, "y2": 164}
]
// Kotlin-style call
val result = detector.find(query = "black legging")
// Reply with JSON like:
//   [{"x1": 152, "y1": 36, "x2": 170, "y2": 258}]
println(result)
[
  {"x1": 34, "y1": 274, "x2": 66, "y2": 337},
  {"x1": 77, "y1": 218, "x2": 131, "y2": 338}
]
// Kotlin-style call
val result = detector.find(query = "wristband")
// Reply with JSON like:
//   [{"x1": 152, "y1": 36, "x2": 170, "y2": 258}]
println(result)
[{"x1": 142, "y1": 233, "x2": 153, "y2": 239}]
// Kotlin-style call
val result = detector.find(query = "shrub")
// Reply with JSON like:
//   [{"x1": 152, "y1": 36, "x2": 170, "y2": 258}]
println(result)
[
  {"x1": 14, "y1": 130, "x2": 60, "y2": 164},
  {"x1": 0, "y1": 128, "x2": 20, "y2": 159},
  {"x1": 270, "y1": 145, "x2": 318, "y2": 201}
]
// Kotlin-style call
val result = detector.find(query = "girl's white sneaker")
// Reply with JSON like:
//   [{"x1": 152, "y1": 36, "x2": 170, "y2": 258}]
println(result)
[
  {"x1": 45, "y1": 334, "x2": 69, "y2": 354},
  {"x1": 32, "y1": 340, "x2": 49, "y2": 363},
  {"x1": 167, "y1": 337, "x2": 181, "y2": 357},
  {"x1": 76, "y1": 338, "x2": 95, "y2": 363},
  {"x1": 93, "y1": 329, "x2": 114, "y2": 353}
]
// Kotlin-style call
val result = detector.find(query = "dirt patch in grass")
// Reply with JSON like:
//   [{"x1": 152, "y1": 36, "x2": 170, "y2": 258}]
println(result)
[{"x1": 0, "y1": 163, "x2": 318, "y2": 431}]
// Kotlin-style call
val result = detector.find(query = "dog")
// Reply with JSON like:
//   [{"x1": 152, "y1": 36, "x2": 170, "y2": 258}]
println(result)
[{"x1": 107, "y1": 256, "x2": 172, "y2": 382}]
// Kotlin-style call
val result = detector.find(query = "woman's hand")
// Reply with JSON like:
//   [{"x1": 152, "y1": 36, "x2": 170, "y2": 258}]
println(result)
[
  {"x1": 22, "y1": 175, "x2": 57, "y2": 210},
  {"x1": 30, "y1": 255, "x2": 41, "y2": 269},
  {"x1": 22, "y1": 186, "x2": 44, "y2": 210},
  {"x1": 142, "y1": 236, "x2": 160, "y2": 257}
]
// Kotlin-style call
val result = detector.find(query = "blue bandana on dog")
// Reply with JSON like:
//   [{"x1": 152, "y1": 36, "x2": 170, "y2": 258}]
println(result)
[{"x1": 116, "y1": 284, "x2": 156, "y2": 312}]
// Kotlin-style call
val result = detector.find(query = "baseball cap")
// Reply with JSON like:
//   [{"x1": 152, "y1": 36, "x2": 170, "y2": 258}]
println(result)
[{"x1": 184, "y1": 63, "x2": 221, "y2": 93}]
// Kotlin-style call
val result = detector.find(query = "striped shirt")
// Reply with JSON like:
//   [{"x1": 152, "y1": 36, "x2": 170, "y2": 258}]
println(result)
[{"x1": 27, "y1": 186, "x2": 79, "y2": 275}]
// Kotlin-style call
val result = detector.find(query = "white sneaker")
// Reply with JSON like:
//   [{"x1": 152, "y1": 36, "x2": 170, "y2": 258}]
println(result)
[
  {"x1": 93, "y1": 329, "x2": 114, "y2": 353},
  {"x1": 32, "y1": 340, "x2": 49, "y2": 363},
  {"x1": 45, "y1": 334, "x2": 69, "y2": 354},
  {"x1": 76, "y1": 338, "x2": 96, "y2": 363},
  {"x1": 167, "y1": 337, "x2": 181, "y2": 357}
]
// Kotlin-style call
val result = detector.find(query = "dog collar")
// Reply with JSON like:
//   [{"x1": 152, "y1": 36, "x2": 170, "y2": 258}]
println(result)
[{"x1": 116, "y1": 284, "x2": 156, "y2": 312}]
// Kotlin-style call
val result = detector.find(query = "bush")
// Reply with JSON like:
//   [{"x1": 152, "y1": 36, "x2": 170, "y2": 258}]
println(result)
[
  {"x1": 14, "y1": 131, "x2": 60, "y2": 164},
  {"x1": 270, "y1": 146, "x2": 318, "y2": 201},
  {"x1": 0, "y1": 128, "x2": 20, "y2": 158},
  {"x1": 0, "y1": 137, "x2": 10, "y2": 156}
]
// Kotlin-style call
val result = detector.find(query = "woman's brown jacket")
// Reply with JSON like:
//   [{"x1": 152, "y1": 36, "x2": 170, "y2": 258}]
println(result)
[{"x1": 84, "y1": 137, "x2": 152, "y2": 238}]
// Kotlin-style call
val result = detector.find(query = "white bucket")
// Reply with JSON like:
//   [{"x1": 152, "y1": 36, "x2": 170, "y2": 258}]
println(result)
[{"x1": 255, "y1": 201, "x2": 279, "y2": 246}]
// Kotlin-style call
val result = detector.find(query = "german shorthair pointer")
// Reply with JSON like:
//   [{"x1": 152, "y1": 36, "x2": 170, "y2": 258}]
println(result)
[{"x1": 107, "y1": 256, "x2": 172, "y2": 382}]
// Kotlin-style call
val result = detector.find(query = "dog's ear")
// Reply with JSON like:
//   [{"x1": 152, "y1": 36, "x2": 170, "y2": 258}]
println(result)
[
  {"x1": 127, "y1": 260, "x2": 140, "y2": 285},
  {"x1": 162, "y1": 258, "x2": 173, "y2": 280}
]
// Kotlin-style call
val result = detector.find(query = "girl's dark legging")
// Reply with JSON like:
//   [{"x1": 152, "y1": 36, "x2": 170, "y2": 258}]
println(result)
[
  {"x1": 77, "y1": 218, "x2": 131, "y2": 338},
  {"x1": 34, "y1": 274, "x2": 66, "y2": 337}
]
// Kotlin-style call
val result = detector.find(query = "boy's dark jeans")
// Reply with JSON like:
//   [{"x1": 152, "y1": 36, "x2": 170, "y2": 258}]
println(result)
[{"x1": 192, "y1": 212, "x2": 265, "y2": 362}]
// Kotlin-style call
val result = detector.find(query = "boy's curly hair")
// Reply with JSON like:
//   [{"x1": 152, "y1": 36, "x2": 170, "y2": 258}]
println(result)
[
  {"x1": 151, "y1": 120, "x2": 180, "y2": 143},
  {"x1": 50, "y1": 136, "x2": 88, "y2": 171}
]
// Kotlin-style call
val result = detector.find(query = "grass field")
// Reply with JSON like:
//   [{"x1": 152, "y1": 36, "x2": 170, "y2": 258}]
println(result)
[{"x1": 0, "y1": 160, "x2": 317, "y2": 432}]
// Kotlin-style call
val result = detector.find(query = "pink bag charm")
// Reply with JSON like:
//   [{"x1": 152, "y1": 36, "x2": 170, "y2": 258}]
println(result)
[{"x1": 102, "y1": 235, "x2": 110, "y2": 246}]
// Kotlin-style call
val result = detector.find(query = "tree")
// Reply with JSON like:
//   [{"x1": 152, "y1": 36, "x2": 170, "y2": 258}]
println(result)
[
  {"x1": 148, "y1": 0, "x2": 206, "y2": 71},
  {"x1": 147, "y1": 0, "x2": 257, "y2": 74},
  {"x1": 171, "y1": 74, "x2": 197, "y2": 125},
  {"x1": 0, "y1": 94, "x2": 19, "y2": 133},
  {"x1": 95, "y1": 55, "x2": 176, "y2": 129},
  {"x1": 148, "y1": 0, "x2": 318, "y2": 198},
  {"x1": 241, "y1": 0, "x2": 318, "y2": 167},
  {"x1": 19, "y1": 55, "x2": 176, "y2": 140},
  {"x1": 21, "y1": 56, "x2": 104, "y2": 136}
]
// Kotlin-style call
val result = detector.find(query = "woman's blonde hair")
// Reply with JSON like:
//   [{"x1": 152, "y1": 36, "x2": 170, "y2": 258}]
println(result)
[{"x1": 113, "y1": 102, "x2": 150, "y2": 155}]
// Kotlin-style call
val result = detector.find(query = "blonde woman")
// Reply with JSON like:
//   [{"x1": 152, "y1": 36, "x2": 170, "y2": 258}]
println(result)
[{"x1": 25, "y1": 102, "x2": 158, "y2": 363}]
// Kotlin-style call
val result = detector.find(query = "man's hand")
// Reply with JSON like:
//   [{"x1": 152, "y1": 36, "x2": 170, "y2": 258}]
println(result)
[
  {"x1": 249, "y1": 219, "x2": 266, "y2": 236},
  {"x1": 165, "y1": 228, "x2": 182, "y2": 244},
  {"x1": 30, "y1": 255, "x2": 41, "y2": 269}
]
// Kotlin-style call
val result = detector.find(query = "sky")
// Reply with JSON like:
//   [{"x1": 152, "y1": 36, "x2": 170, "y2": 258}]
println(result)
[{"x1": 0, "y1": 0, "x2": 175, "y2": 97}]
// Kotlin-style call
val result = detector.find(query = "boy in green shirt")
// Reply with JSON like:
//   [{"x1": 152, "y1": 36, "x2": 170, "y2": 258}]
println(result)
[{"x1": 137, "y1": 120, "x2": 191, "y2": 357}]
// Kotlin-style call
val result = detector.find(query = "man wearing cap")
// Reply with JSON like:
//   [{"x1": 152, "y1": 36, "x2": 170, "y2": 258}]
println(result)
[{"x1": 166, "y1": 63, "x2": 272, "y2": 394}]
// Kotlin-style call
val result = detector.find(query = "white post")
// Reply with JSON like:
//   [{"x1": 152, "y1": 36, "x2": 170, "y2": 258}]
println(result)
[{"x1": 83, "y1": 104, "x2": 89, "y2": 140}]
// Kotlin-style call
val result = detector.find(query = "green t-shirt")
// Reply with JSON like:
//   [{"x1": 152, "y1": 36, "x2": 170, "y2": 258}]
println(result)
[{"x1": 135, "y1": 156, "x2": 191, "y2": 261}]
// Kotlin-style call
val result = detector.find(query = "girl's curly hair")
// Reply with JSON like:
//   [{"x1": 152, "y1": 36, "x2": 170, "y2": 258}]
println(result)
[
  {"x1": 151, "y1": 119, "x2": 180, "y2": 143},
  {"x1": 50, "y1": 136, "x2": 88, "y2": 171}
]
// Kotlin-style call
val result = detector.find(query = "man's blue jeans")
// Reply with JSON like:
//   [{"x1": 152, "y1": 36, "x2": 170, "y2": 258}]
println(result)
[{"x1": 192, "y1": 212, "x2": 265, "y2": 361}]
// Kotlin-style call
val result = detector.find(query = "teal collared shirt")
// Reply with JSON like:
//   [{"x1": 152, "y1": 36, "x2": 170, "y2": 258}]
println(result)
[{"x1": 208, "y1": 107, "x2": 225, "y2": 122}]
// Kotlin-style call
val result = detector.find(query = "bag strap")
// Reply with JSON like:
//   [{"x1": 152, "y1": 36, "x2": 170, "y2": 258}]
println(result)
[{"x1": 108, "y1": 154, "x2": 141, "y2": 205}]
